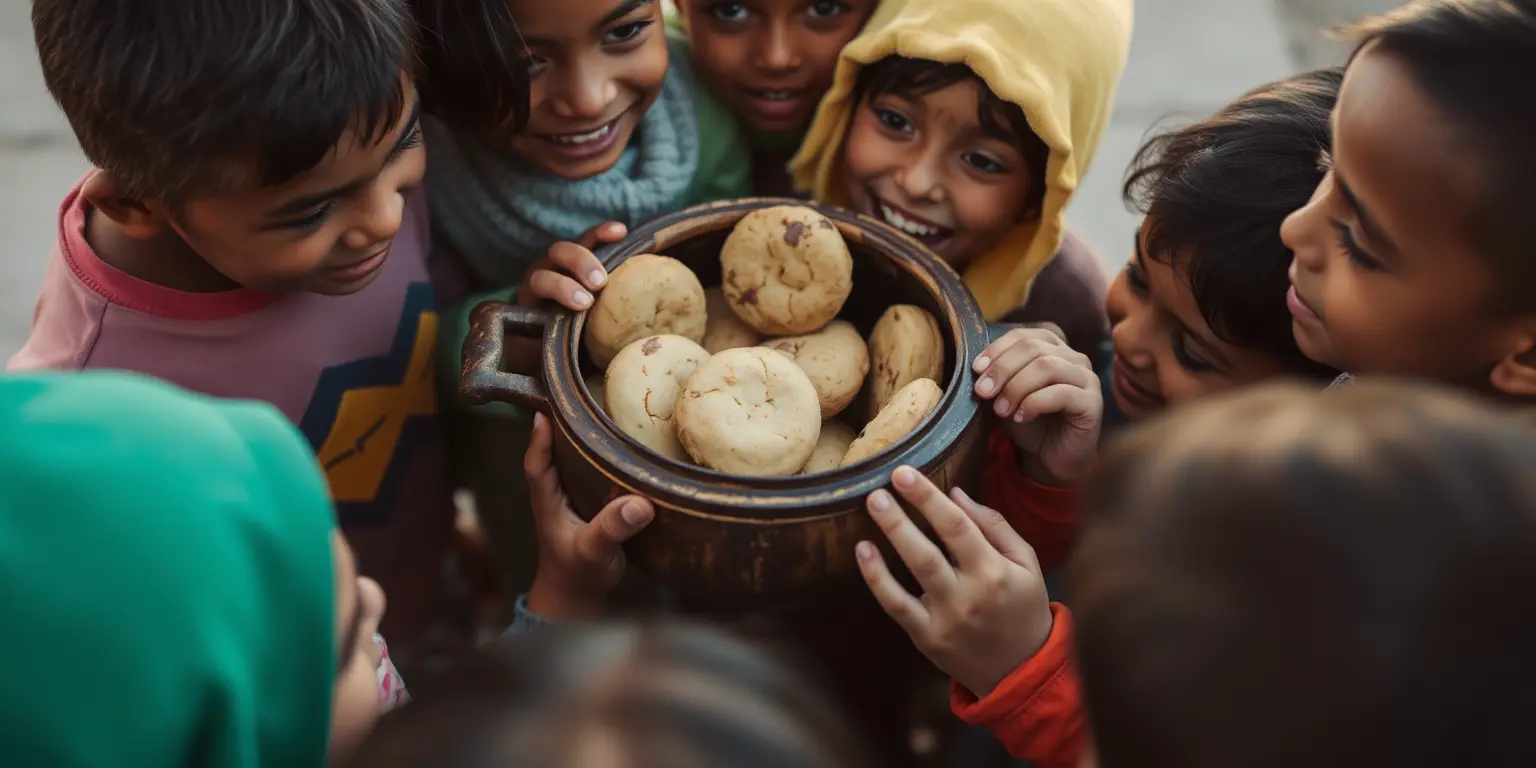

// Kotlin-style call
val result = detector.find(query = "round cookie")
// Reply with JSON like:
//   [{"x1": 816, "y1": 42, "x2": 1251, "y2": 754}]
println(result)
[
  {"x1": 701, "y1": 286, "x2": 760, "y2": 354},
  {"x1": 866, "y1": 305, "x2": 945, "y2": 420},
  {"x1": 584, "y1": 254, "x2": 707, "y2": 370},
  {"x1": 675, "y1": 347, "x2": 822, "y2": 477},
  {"x1": 585, "y1": 375, "x2": 607, "y2": 414},
  {"x1": 764, "y1": 320, "x2": 870, "y2": 419},
  {"x1": 841, "y1": 378, "x2": 943, "y2": 467},
  {"x1": 603, "y1": 335, "x2": 711, "y2": 463},
  {"x1": 800, "y1": 420, "x2": 858, "y2": 474},
  {"x1": 720, "y1": 205, "x2": 853, "y2": 335}
]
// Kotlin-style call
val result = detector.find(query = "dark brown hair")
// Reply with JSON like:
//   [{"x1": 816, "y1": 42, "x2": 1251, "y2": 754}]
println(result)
[
  {"x1": 1073, "y1": 381, "x2": 1536, "y2": 768},
  {"x1": 409, "y1": 0, "x2": 533, "y2": 141}
]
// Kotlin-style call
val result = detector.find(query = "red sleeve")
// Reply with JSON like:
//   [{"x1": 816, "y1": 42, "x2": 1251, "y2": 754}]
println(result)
[
  {"x1": 951, "y1": 603, "x2": 1087, "y2": 768},
  {"x1": 981, "y1": 429, "x2": 1083, "y2": 572}
]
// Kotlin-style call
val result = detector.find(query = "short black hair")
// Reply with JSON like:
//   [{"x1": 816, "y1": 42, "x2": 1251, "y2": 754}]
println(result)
[
  {"x1": 1342, "y1": 0, "x2": 1536, "y2": 314},
  {"x1": 410, "y1": 0, "x2": 533, "y2": 141},
  {"x1": 347, "y1": 620, "x2": 874, "y2": 768},
  {"x1": 32, "y1": 0, "x2": 414, "y2": 206},
  {"x1": 854, "y1": 56, "x2": 1051, "y2": 221},
  {"x1": 1075, "y1": 380, "x2": 1536, "y2": 768},
  {"x1": 1123, "y1": 68, "x2": 1342, "y2": 380}
]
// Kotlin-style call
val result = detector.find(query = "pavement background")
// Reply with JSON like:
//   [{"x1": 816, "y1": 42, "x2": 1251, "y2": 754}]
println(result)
[{"x1": 0, "y1": 0, "x2": 1405, "y2": 360}]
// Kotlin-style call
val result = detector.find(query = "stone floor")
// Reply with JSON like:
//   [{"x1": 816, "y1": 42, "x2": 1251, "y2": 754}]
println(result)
[{"x1": 0, "y1": 0, "x2": 1405, "y2": 360}]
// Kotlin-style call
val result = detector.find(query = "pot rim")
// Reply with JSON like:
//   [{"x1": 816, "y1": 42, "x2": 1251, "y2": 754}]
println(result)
[{"x1": 544, "y1": 198, "x2": 991, "y2": 517}]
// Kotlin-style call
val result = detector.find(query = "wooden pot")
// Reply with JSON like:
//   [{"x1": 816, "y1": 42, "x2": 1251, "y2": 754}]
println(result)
[{"x1": 462, "y1": 198, "x2": 1005, "y2": 610}]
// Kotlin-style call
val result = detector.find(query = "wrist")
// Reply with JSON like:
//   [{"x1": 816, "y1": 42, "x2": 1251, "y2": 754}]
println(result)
[{"x1": 527, "y1": 572, "x2": 607, "y2": 621}]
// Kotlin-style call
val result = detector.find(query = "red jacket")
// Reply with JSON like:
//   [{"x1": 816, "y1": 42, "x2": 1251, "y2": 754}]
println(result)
[{"x1": 981, "y1": 429, "x2": 1083, "y2": 573}]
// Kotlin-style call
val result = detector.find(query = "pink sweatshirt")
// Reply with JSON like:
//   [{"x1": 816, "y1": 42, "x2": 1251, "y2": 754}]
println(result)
[{"x1": 10, "y1": 177, "x2": 456, "y2": 643}]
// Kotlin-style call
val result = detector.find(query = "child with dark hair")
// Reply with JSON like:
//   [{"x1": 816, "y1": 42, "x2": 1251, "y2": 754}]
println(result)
[
  {"x1": 1105, "y1": 68, "x2": 1343, "y2": 426},
  {"x1": 348, "y1": 619, "x2": 876, "y2": 768},
  {"x1": 11, "y1": 0, "x2": 455, "y2": 651},
  {"x1": 1283, "y1": 0, "x2": 1536, "y2": 397}
]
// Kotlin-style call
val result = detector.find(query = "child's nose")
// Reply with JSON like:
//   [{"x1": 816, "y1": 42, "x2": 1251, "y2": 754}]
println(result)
[
  {"x1": 554, "y1": 66, "x2": 617, "y2": 122},
  {"x1": 753, "y1": 24, "x2": 801, "y2": 72}
]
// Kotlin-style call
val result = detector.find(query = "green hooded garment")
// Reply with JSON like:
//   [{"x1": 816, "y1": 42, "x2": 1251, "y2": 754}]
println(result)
[{"x1": 0, "y1": 371, "x2": 338, "y2": 767}]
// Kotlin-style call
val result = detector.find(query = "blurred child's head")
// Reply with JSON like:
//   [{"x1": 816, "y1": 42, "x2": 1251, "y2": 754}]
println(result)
[
  {"x1": 1281, "y1": 0, "x2": 1536, "y2": 397},
  {"x1": 1105, "y1": 69, "x2": 1342, "y2": 420},
  {"x1": 349, "y1": 620, "x2": 873, "y2": 768},
  {"x1": 0, "y1": 372, "x2": 390, "y2": 765},
  {"x1": 843, "y1": 56, "x2": 1051, "y2": 271},
  {"x1": 33, "y1": 0, "x2": 424, "y2": 296},
  {"x1": 1073, "y1": 380, "x2": 1536, "y2": 768},
  {"x1": 413, "y1": 0, "x2": 667, "y2": 181},
  {"x1": 674, "y1": 0, "x2": 879, "y2": 134}
]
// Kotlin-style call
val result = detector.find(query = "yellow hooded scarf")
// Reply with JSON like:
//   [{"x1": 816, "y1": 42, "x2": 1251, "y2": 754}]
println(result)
[{"x1": 789, "y1": 0, "x2": 1132, "y2": 319}]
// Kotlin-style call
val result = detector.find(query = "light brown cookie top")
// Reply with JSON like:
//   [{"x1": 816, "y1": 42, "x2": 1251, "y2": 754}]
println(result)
[
  {"x1": 584, "y1": 254, "x2": 707, "y2": 371},
  {"x1": 800, "y1": 420, "x2": 859, "y2": 475},
  {"x1": 720, "y1": 205, "x2": 853, "y2": 335},
  {"x1": 841, "y1": 378, "x2": 943, "y2": 467},
  {"x1": 674, "y1": 347, "x2": 822, "y2": 477},
  {"x1": 764, "y1": 319, "x2": 870, "y2": 419},
  {"x1": 866, "y1": 304, "x2": 945, "y2": 420},
  {"x1": 604, "y1": 335, "x2": 711, "y2": 463},
  {"x1": 701, "y1": 286, "x2": 761, "y2": 354}
]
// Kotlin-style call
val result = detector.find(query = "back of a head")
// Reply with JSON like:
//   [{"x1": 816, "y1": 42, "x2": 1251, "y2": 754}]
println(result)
[
  {"x1": 31, "y1": 0, "x2": 414, "y2": 204},
  {"x1": 349, "y1": 621, "x2": 873, "y2": 768},
  {"x1": 1073, "y1": 381, "x2": 1536, "y2": 768},
  {"x1": 1123, "y1": 68, "x2": 1342, "y2": 378},
  {"x1": 1341, "y1": 0, "x2": 1536, "y2": 311}
]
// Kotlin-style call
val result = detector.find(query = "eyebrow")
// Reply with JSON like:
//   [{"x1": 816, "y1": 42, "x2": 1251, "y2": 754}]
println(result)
[
  {"x1": 522, "y1": 0, "x2": 653, "y2": 45},
  {"x1": 335, "y1": 595, "x2": 364, "y2": 679},
  {"x1": 1332, "y1": 170, "x2": 1396, "y2": 253},
  {"x1": 266, "y1": 96, "x2": 422, "y2": 221}
]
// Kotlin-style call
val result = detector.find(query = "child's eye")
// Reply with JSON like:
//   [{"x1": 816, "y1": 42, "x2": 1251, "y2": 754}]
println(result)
[
  {"x1": 1124, "y1": 262, "x2": 1150, "y2": 294},
  {"x1": 1172, "y1": 331, "x2": 1216, "y2": 373},
  {"x1": 1331, "y1": 220, "x2": 1385, "y2": 272},
  {"x1": 806, "y1": 0, "x2": 848, "y2": 19},
  {"x1": 962, "y1": 150, "x2": 1006, "y2": 174},
  {"x1": 604, "y1": 20, "x2": 653, "y2": 44},
  {"x1": 873, "y1": 107, "x2": 913, "y2": 134},
  {"x1": 709, "y1": 2, "x2": 749, "y2": 21},
  {"x1": 281, "y1": 201, "x2": 336, "y2": 232},
  {"x1": 525, "y1": 54, "x2": 550, "y2": 76}
]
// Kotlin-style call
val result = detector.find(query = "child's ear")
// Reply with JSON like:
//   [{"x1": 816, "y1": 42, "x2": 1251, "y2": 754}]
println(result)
[
  {"x1": 1490, "y1": 334, "x2": 1536, "y2": 397},
  {"x1": 81, "y1": 173, "x2": 170, "y2": 240}
]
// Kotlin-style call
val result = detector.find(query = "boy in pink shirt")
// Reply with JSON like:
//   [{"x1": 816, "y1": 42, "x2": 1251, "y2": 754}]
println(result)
[{"x1": 12, "y1": 0, "x2": 455, "y2": 651}]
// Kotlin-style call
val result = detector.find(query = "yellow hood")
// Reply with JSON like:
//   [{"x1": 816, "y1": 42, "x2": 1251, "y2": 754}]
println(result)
[{"x1": 789, "y1": 0, "x2": 1132, "y2": 319}]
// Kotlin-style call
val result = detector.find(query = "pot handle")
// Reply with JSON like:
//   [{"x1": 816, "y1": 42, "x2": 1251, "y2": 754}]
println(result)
[
  {"x1": 460, "y1": 301, "x2": 555, "y2": 412},
  {"x1": 984, "y1": 321, "x2": 1065, "y2": 344}
]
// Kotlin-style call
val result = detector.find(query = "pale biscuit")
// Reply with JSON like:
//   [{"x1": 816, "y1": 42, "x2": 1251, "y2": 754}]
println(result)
[
  {"x1": 701, "y1": 286, "x2": 761, "y2": 354},
  {"x1": 841, "y1": 378, "x2": 943, "y2": 467},
  {"x1": 720, "y1": 205, "x2": 853, "y2": 335},
  {"x1": 866, "y1": 305, "x2": 945, "y2": 419},
  {"x1": 603, "y1": 335, "x2": 711, "y2": 463},
  {"x1": 800, "y1": 420, "x2": 859, "y2": 474},
  {"x1": 764, "y1": 319, "x2": 870, "y2": 419},
  {"x1": 674, "y1": 347, "x2": 821, "y2": 477},
  {"x1": 584, "y1": 254, "x2": 707, "y2": 370}
]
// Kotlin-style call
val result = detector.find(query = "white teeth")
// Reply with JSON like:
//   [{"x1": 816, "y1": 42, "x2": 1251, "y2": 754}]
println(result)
[
  {"x1": 879, "y1": 203, "x2": 941, "y2": 237},
  {"x1": 550, "y1": 122, "x2": 614, "y2": 145},
  {"x1": 758, "y1": 90, "x2": 795, "y2": 101}
]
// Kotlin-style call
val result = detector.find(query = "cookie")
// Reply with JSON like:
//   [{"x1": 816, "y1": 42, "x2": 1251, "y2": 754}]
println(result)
[
  {"x1": 701, "y1": 286, "x2": 761, "y2": 354},
  {"x1": 584, "y1": 254, "x2": 707, "y2": 370},
  {"x1": 764, "y1": 319, "x2": 870, "y2": 419},
  {"x1": 585, "y1": 375, "x2": 607, "y2": 414},
  {"x1": 866, "y1": 305, "x2": 945, "y2": 419},
  {"x1": 675, "y1": 347, "x2": 822, "y2": 477},
  {"x1": 603, "y1": 335, "x2": 711, "y2": 463},
  {"x1": 841, "y1": 378, "x2": 943, "y2": 467},
  {"x1": 800, "y1": 420, "x2": 859, "y2": 474},
  {"x1": 720, "y1": 205, "x2": 853, "y2": 335}
]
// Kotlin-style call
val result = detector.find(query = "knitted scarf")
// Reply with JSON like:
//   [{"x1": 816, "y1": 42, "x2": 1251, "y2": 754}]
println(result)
[{"x1": 424, "y1": 38, "x2": 701, "y2": 288}]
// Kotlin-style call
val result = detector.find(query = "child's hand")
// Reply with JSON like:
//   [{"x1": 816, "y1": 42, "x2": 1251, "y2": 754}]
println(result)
[
  {"x1": 524, "y1": 412, "x2": 654, "y2": 620},
  {"x1": 973, "y1": 327, "x2": 1102, "y2": 486},
  {"x1": 856, "y1": 466, "x2": 1054, "y2": 699},
  {"x1": 518, "y1": 221, "x2": 626, "y2": 311}
]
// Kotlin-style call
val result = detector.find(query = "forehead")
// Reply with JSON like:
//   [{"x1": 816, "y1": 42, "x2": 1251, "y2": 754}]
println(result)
[
  {"x1": 1334, "y1": 48, "x2": 1484, "y2": 244},
  {"x1": 510, "y1": 0, "x2": 654, "y2": 34},
  {"x1": 884, "y1": 78, "x2": 982, "y2": 124}
]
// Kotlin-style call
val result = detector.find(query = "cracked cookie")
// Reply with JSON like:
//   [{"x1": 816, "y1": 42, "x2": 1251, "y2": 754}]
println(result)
[
  {"x1": 701, "y1": 286, "x2": 761, "y2": 354},
  {"x1": 764, "y1": 319, "x2": 869, "y2": 419},
  {"x1": 675, "y1": 347, "x2": 822, "y2": 476},
  {"x1": 720, "y1": 205, "x2": 853, "y2": 335},
  {"x1": 584, "y1": 254, "x2": 707, "y2": 371},
  {"x1": 841, "y1": 378, "x2": 943, "y2": 467},
  {"x1": 800, "y1": 420, "x2": 858, "y2": 474},
  {"x1": 604, "y1": 335, "x2": 711, "y2": 463},
  {"x1": 866, "y1": 305, "x2": 945, "y2": 419}
]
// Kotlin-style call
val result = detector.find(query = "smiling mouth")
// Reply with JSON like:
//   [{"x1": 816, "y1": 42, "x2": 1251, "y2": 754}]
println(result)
[
  {"x1": 540, "y1": 118, "x2": 619, "y2": 146},
  {"x1": 873, "y1": 197, "x2": 956, "y2": 242}
]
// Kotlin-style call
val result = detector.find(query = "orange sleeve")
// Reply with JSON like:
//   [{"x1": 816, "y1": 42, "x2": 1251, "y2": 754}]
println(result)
[
  {"x1": 951, "y1": 603, "x2": 1087, "y2": 768},
  {"x1": 981, "y1": 429, "x2": 1083, "y2": 572}
]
